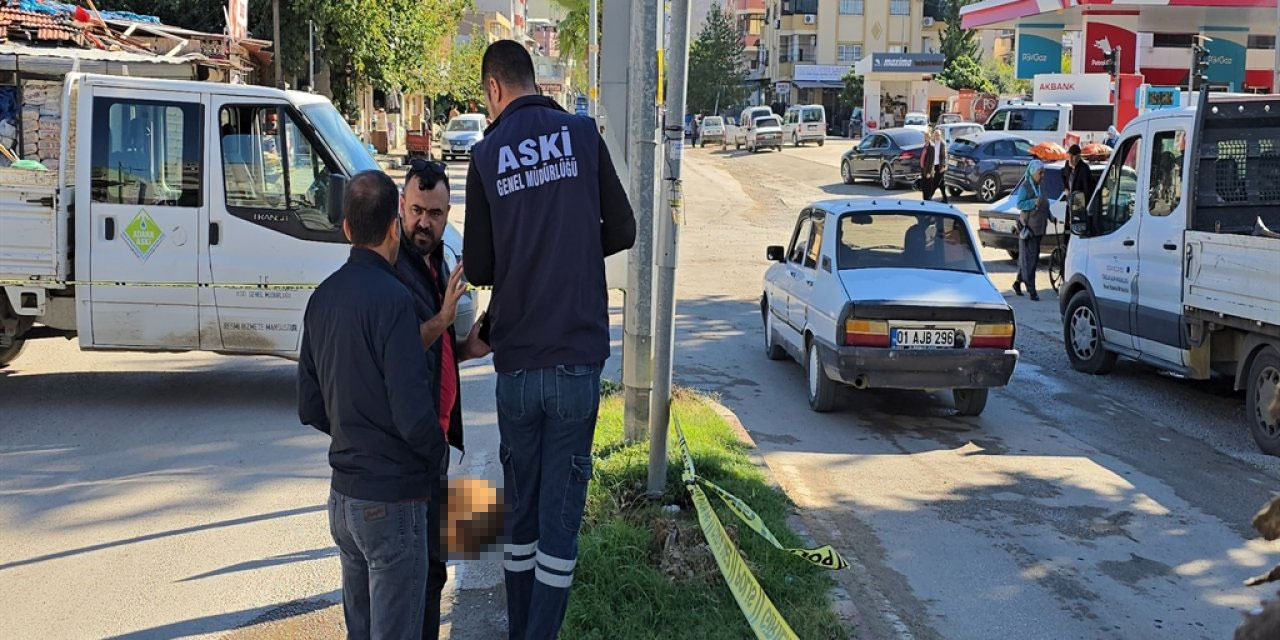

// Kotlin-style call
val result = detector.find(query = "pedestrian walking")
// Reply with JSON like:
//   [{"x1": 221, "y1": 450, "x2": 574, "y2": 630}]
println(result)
[
  {"x1": 391, "y1": 158, "x2": 492, "y2": 640},
  {"x1": 464, "y1": 40, "x2": 636, "y2": 640},
  {"x1": 1012, "y1": 160, "x2": 1049, "y2": 301},
  {"x1": 920, "y1": 129, "x2": 948, "y2": 203},
  {"x1": 298, "y1": 170, "x2": 446, "y2": 640}
]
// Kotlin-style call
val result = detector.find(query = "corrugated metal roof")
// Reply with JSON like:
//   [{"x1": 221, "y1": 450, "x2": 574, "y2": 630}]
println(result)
[{"x1": 0, "y1": 42, "x2": 196, "y2": 78}]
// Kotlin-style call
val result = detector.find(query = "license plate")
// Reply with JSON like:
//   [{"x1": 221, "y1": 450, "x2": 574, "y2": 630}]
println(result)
[
  {"x1": 892, "y1": 328, "x2": 956, "y2": 349},
  {"x1": 990, "y1": 218, "x2": 1017, "y2": 234},
  {"x1": 808, "y1": 125, "x2": 818, "y2": 131}
]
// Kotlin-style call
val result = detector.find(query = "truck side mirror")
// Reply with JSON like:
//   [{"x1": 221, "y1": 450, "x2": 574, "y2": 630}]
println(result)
[
  {"x1": 767, "y1": 245, "x2": 785, "y2": 262},
  {"x1": 1069, "y1": 191, "x2": 1090, "y2": 236},
  {"x1": 327, "y1": 173, "x2": 348, "y2": 227}
]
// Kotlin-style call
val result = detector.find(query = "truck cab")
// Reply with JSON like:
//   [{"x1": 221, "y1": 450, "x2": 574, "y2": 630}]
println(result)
[{"x1": 1, "y1": 73, "x2": 470, "y2": 363}]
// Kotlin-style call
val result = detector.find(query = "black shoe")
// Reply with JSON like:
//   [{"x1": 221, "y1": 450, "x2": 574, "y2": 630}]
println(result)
[
  {"x1": 1012, "y1": 280, "x2": 1024, "y2": 296},
  {"x1": 1029, "y1": 292, "x2": 1040, "y2": 301}
]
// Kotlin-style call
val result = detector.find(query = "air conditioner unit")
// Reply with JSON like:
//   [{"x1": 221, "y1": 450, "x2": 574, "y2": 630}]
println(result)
[
  {"x1": 803, "y1": 14, "x2": 816, "y2": 24},
  {"x1": 922, "y1": 17, "x2": 935, "y2": 27}
]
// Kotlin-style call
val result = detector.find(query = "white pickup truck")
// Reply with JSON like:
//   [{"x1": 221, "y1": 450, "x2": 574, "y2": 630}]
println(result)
[
  {"x1": 0, "y1": 73, "x2": 472, "y2": 367},
  {"x1": 1059, "y1": 92, "x2": 1280, "y2": 453}
]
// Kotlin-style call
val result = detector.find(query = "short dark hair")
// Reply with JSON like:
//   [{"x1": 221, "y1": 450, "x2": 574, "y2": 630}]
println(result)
[
  {"x1": 481, "y1": 40, "x2": 536, "y2": 90},
  {"x1": 344, "y1": 170, "x2": 399, "y2": 246},
  {"x1": 1068, "y1": 144, "x2": 1082, "y2": 156},
  {"x1": 405, "y1": 158, "x2": 449, "y2": 193}
]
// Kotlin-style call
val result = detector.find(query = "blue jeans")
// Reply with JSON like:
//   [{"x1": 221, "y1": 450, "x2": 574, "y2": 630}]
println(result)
[
  {"x1": 329, "y1": 488, "x2": 430, "y2": 640},
  {"x1": 496, "y1": 363, "x2": 603, "y2": 640}
]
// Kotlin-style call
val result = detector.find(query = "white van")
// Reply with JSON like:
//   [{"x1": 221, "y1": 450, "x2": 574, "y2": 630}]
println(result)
[
  {"x1": 982, "y1": 102, "x2": 1113, "y2": 145},
  {"x1": 782, "y1": 104, "x2": 826, "y2": 147},
  {"x1": 733, "y1": 105, "x2": 775, "y2": 150}
]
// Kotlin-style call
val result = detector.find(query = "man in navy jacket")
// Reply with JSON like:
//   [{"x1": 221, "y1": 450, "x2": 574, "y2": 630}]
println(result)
[{"x1": 464, "y1": 40, "x2": 635, "y2": 640}]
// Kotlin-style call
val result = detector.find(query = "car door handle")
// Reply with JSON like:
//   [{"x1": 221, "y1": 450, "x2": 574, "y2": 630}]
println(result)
[
  {"x1": 805, "y1": 280, "x2": 814, "y2": 287},
  {"x1": 209, "y1": 222, "x2": 221, "y2": 246},
  {"x1": 1163, "y1": 242, "x2": 1177, "y2": 251},
  {"x1": 104, "y1": 216, "x2": 115, "y2": 240},
  {"x1": 1122, "y1": 239, "x2": 1135, "y2": 247}
]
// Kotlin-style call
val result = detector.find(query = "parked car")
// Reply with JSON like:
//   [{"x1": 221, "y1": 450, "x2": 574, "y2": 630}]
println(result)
[
  {"x1": 783, "y1": 104, "x2": 827, "y2": 147},
  {"x1": 903, "y1": 112, "x2": 930, "y2": 132},
  {"x1": 944, "y1": 131, "x2": 1035, "y2": 203},
  {"x1": 761, "y1": 199, "x2": 1018, "y2": 415},
  {"x1": 847, "y1": 108, "x2": 864, "y2": 139},
  {"x1": 977, "y1": 161, "x2": 1104, "y2": 259},
  {"x1": 982, "y1": 102, "x2": 1114, "y2": 145},
  {"x1": 839, "y1": 128, "x2": 926, "y2": 190},
  {"x1": 733, "y1": 105, "x2": 775, "y2": 149},
  {"x1": 441, "y1": 113, "x2": 487, "y2": 161},
  {"x1": 699, "y1": 115, "x2": 726, "y2": 147},
  {"x1": 746, "y1": 115, "x2": 784, "y2": 153},
  {"x1": 937, "y1": 122, "x2": 985, "y2": 144},
  {"x1": 937, "y1": 112, "x2": 964, "y2": 125}
]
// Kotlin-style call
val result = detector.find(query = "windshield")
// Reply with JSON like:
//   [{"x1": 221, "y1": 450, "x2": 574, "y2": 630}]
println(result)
[
  {"x1": 447, "y1": 118, "x2": 482, "y2": 132},
  {"x1": 802, "y1": 109, "x2": 824, "y2": 123},
  {"x1": 905, "y1": 115, "x2": 928, "y2": 126},
  {"x1": 300, "y1": 103, "x2": 378, "y2": 175},
  {"x1": 755, "y1": 116, "x2": 781, "y2": 128},
  {"x1": 838, "y1": 212, "x2": 981, "y2": 273}
]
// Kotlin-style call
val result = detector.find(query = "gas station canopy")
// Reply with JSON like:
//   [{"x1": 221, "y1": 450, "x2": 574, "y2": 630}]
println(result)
[{"x1": 960, "y1": 0, "x2": 1277, "y2": 33}]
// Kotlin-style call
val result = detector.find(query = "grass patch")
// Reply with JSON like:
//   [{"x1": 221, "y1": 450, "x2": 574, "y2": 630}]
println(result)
[{"x1": 561, "y1": 389, "x2": 848, "y2": 640}]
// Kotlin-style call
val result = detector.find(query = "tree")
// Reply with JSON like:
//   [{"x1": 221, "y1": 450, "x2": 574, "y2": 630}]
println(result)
[
  {"x1": 938, "y1": 55, "x2": 992, "y2": 92},
  {"x1": 550, "y1": 0, "x2": 592, "y2": 64},
  {"x1": 444, "y1": 37, "x2": 487, "y2": 107},
  {"x1": 939, "y1": 0, "x2": 981, "y2": 65},
  {"x1": 982, "y1": 57, "x2": 1030, "y2": 96},
  {"x1": 839, "y1": 71, "x2": 863, "y2": 111},
  {"x1": 686, "y1": 3, "x2": 747, "y2": 115}
]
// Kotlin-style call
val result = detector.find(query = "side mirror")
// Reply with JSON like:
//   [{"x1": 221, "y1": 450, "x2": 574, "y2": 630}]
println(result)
[
  {"x1": 327, "y1": 173, "x2": 348, "y2": 226},
  {"x1": 1069, "y1": 192, "x2": 1089, "y2": 236},
  {"x1": 766, "y1": 245, "x2": 785, "y2": 262}
]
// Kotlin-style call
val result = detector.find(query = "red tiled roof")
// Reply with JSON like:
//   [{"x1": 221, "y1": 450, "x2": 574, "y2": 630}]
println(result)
[{"x1": 0, "y1": 7, "x2": 82, "y2": 43}]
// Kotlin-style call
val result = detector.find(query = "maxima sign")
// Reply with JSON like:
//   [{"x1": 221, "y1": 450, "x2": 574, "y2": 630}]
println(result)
[
  {"x1": 870, "y1": 53, "x2": 945, "y2": 75},
  {"x1": 1032, "y1": 73, "x2": 1111, "y2": 104}
]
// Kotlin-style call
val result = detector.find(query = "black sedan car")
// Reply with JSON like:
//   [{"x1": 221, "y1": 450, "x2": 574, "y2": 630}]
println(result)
[
  {"x1": 944, "y1": 132, "x2": 1035, "y2": 203},
  {"x1": 840, "y1": 128, "x2": 925, "y2": 190}
]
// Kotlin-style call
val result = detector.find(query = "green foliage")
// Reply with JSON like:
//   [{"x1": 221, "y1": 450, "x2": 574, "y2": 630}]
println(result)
[
  {"x1": 839, "y1": 71, "x2": 863, "y2": 111},
  {"x1": 939, "y1": 54, "x2": 993, "y2": 92},
  {"x1": 982, "y1": 56, "x2": 1031, "y2": 97},
  {"x1": 550, "y1": 0, "x2": 592, "y2": 64},
  {"x1": 939, "y1": 0, "x2": 981, "y2": 64},
  {"x1": 441, "y1": 36, "x2": 487, "y2": 106},
  {"x1": 686, "y1": 3, "x2": 747, "y2": 115}
]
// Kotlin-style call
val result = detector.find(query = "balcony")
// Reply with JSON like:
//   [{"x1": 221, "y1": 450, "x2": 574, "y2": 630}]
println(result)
[
  {"x1": 781, "y1": 0, "x2": 818, "y2": 15},
  {"x1": 923, "y1": 0, "x2": 945, "y2": 22}
]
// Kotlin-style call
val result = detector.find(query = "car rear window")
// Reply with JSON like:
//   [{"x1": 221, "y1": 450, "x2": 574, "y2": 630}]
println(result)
[
  {"x1": 704, "y1": 117, "x2": 722, "y2": 126},
  {"x1": 838, "y1": 212, "x2": 982, "y2": 273},
  {"x1": 950, "y1": 138, "x2": 979, "y2": 154},
  {"x1": 802, "y1": 109, "x2": 824, "y2": 122},
  {"x1": 891, "y1": 130, "x2": 926, "y2": 146},
  {"x1": 756, "y1": 116, "x2": 781, "y2": 128}
]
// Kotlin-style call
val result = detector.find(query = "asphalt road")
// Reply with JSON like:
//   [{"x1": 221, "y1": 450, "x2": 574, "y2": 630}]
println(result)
[{"x1": 2, "y1": 140, "x2": 1279, "y2": 639}]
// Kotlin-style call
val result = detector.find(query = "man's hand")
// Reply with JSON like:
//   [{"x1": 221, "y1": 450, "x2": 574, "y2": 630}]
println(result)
[
  {"x1": 460, "y1": 312, "x2": 492, "y2": 361},
  {"x1": 419, "y1": 264, "x2": 469, "y2": 349}
]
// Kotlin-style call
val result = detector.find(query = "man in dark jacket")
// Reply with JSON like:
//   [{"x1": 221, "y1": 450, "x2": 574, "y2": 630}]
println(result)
[
  {"x1": 464, "y1": 40, "x2": 636, "y2": 640},
  {"x1": 1062, "y1": 144, "x2": 1093, "y2": 201},
  {"x1": 921, "y1": 129, "x2": 948, "y2": 202},
  {"x1": 392, "y1": 158, "x2": 491, "y2": 640},
  {"x1": 298, "y1": 170, "x2": 446, "y2": 640}
]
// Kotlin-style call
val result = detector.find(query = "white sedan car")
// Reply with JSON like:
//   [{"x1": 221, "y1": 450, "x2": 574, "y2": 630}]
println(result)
[
  {"x1": 747, "y1": 115, "x2": 784, "y2": 153},
  {"x1": 441, "y1": 113, "x2": 487, "y2": 162},
  {"x1": 761, "y1": 198, "x2": 1018, "y2": 415}
]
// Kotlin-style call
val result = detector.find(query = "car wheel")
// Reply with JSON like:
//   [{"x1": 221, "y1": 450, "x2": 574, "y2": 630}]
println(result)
[
  {"x1": 948, "y1": 186, "x2": 964, "y2": 198},
  {"x1": 952, "y1": 388, "x2": 989, "y2": 416},
  {"x1": 979, "y1": 174, "x2": 1001, "y2": 203},
  {"x1": 763, "y1": 302, "x2": 787, "y2": 361},
  {"x1": 806, "y1": 341, "x2": 837, "y2": 412},
  {"x1": 818, "y1": 138, "x2": 824, "y2": 147},
  {"x1": 1247, "y1": 347, "x2": 1280, "y2": 456},
  {"x1": 1006, "y1": 249, "x2": 1020, "y2": 262},
  {"x1": 736, "y1": 141, "x2": 741, "y2": 150},
  {"x1": 775, "y1": 145, "x2": 782, "y2": 152},
  {"x1": 841, "y1": 161, "x2": 854, "y2": 185},
  {"x1": 1064, "y1": 291, "x2": 1118, "y2": 375},
  {"x1": 0, "y1": 338, "x2": 26, "y2": 368},
  {"x1": 700, "y1": 141, "x2": 705, "y2": 148},
  {"x1": 880, "y1": 165, "x2": 894, "y2": 190}
]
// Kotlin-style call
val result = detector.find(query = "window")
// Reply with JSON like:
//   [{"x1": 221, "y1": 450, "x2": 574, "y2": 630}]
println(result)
[
  {"x1": 888, "y1": 45, "x2": 907, "y2": 53},
  {"x1": 837, "y1": 44, "x2": 860, "y2": 62},
  {"x1": 838, "y1": 212, "x2": 980, "y2": 273},
  {"x1": 1248, "y1": 35, "x2": 1276, "y2": 50},
  {"x1": 1148, "y1": 130, "x2": 1186, "y2": 216},
  {"x1": 1092, "y1": 136, "x2": 1142, "y2": 235},
  {"x1": 779, "y1": 35, "x2": 791, "y2": 62},
  {"x1": 1152, "y1": 33, "x2": 1195, "y2": 48},
  {"x1": 805, "y1": 215, "x2": 824, "y2": 269},
  {"x1": 788, "y1": 216, "x2": 814, "y2": 264},
  {"x1": 839, "y1": 0, "x2": 863, "y2": 15},
  {"x1": 802, "y1": 108, "x2": 823, "y2": 123},
  {"x1": 984, "y1": 110, "x2": 1008, "y2": 131},
  {"x1": 220, "y1": 104, "x2": 343, "y2": 241},
  {"x1": 1012, "y1": 139, "x2": 1034, "y2": 156},
  {"x1": 1007, "y1": 109, "x2": 1029, "y2": 131},
  {"x1": 890, "y1": 0, "x2": 910, "y2": 15},
  {"x1": 91, "y1": 98, "x2": 202, "y2": 206},
  {"x1": 1026, "y1": 109, "x2": 1060, "y2": 132},
  {"x1": 990, "y1": 140, "x2": 1015, "y2": 157}
]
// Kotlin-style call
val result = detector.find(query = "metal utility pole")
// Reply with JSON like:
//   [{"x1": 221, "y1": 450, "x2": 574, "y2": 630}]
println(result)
[
  {"x1": 622, "y1": 0, "x2": 660, "y2": 443},
  {"x1": 307, "y1": 20, "x2": 315, "y2": 92},
  {"x1": 272, "y1": 0, "x2": 283, "y2": 89},
  {"x1": 588, "y1": 0, "x2": 599, "y2": 118},
  {"x1": 649, "y1": 0, "x2": 691, "y2": 495}
]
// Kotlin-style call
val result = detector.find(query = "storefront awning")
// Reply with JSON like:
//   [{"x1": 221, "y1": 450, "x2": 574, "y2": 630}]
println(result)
[{"x1": 794, "y1": 81, "x2": 844, "y2": 89}]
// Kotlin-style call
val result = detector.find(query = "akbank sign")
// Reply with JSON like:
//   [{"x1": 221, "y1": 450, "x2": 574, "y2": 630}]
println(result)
[{"x1": 1016, "y1": 25, "x2": 1062, "y2": 79}]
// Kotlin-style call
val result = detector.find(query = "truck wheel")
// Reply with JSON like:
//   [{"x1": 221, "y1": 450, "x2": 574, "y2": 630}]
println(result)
[
  {"x1": 806, "y1": 341, "x2": 837, "y2": 412},
  {"x1": 763, "y1": 302, "x2": 787, "y2": 361},
  {"x1": 1247, "y1": 347, "x2": 1280, "y2": 456},
  {"x1": 952, "y1": 388, "x2": 989, "y2": 416},
  {"x1": 1064, "y1": 291, "x2": 1118, "y2": 375},
  {"x1": 0, "y1": 338, "x2": 26, "y2": 368}
]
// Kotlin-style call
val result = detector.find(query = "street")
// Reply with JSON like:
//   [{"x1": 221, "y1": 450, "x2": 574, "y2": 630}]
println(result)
[{"x1": 4, "y1": 141, "x2": 1280, "y2": 639}]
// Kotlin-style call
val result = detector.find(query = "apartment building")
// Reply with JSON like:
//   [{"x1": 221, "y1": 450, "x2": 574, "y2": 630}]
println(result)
[
  {"x1": 735, "y1": 0, "x2": 768, "y2": 103},
  {"x1": 759, "y1": 0, "x2": 944, "y2": 125}
]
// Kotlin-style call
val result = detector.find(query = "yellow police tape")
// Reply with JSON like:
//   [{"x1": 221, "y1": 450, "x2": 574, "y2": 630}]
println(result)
[{"x1": 673, "y1": 410, "x2": 849, "y2": 640}]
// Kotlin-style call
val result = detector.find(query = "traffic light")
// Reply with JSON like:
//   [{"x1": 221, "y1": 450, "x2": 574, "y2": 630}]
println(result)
[
  {"x1": 1191, "y1": 36, "x2": 1211, "y2": 89},
  {"x1": 1101, "y1": 47, "x2": 1120, "y2": 77}
]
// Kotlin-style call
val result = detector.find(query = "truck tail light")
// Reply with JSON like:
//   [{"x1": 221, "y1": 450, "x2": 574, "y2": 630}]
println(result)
[
  {"x1": 971, "y1": 322, "x2": 1014, "y2": 349},
  {"x1": 844, "y1": 319, "x2": 889, "y2": 347}
]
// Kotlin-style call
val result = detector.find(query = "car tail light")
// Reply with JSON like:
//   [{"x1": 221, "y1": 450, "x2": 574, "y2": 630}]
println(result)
[
  {"x1": 978, "y1": 216, "x2": 991, "y2": 231},
  {"x1": 971, "y1": 322, "x2": 1014, "y2": 349},
  {"x1": 898, "y1": 151, "x2": 916, "y2": 160},
  {"x1": 844, "y1": 319, "x2": 889, "y2": 347}
]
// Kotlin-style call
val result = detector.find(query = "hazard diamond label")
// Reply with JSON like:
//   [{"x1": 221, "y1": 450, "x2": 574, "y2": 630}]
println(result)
[{"x1": 122, "y1": 209, "x2": 165, "y2": 261}]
